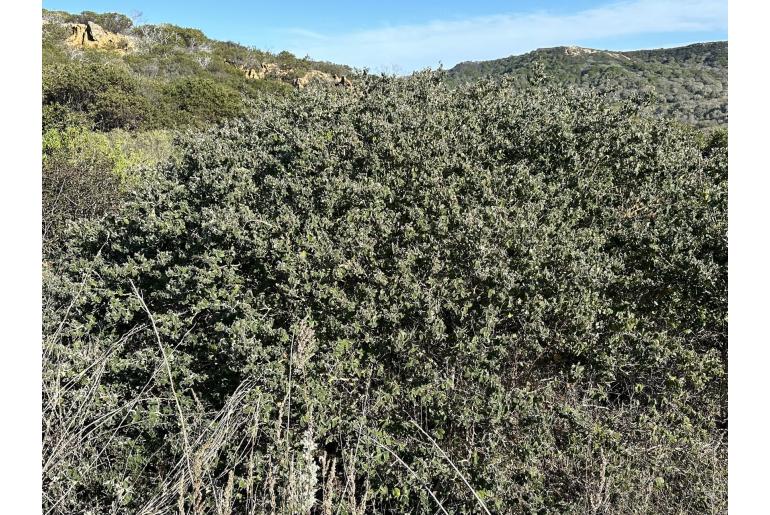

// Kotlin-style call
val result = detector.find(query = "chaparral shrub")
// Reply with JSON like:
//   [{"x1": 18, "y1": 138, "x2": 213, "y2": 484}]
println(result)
[
  {"x1": 42, "y1": 61, "x2": 151, "y2": 131},
  {"x1": 74, "y1": 11, "x2": 135, "y2": 34},
  {"x1": 43, "y1": 72, "x2": 726, "y2": 514}
]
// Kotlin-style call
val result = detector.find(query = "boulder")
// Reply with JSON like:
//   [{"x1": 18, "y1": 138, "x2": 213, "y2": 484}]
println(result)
[
  {"x1": 66, "y1": 21, "x2": 133, "y2": 53},
  {"x1": 227, "y1": 59, "x2": 352, "y2": 89},
  {"x1": 294, "y1": 71, "x2": 352, "y2": 89},
  {"x1": 86, "y1": 21, "x2": 109, "y2": 41},
  {"x1": 234, "y1": 61, "x2": 291, "y2": 81},
  {"x1": 67, "y1": 23, "x2": 89, "y2": 46}
]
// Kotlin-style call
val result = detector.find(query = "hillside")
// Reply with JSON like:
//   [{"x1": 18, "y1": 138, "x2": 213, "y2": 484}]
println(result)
[
  {"x1": 43, "y1": 10, "x2": 727, "y2": 131},
  {"x1": 42, "y1": 9, "x2": 354, "y2": 133},
  {"x1": 42, "y1": 9, "x2": 357, "y2": 249},
  {"x1": 449, "y1": 42, "x2": 728, "y2": 127}
]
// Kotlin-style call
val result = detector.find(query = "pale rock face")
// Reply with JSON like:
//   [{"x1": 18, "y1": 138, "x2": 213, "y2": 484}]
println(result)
[
  {"x1": 229, "y1": 62, "x2": 284, "y2": 80},
  {"x1": 563, "y1": 45, "x2": 630, "y2": 61},
  {"x1": 66, "y1": 21, "x2": 133, "y2": 53},
  {"x1": 564, "y1": 46, "x2": 598, "y2": 57},
  {"x1": 229, "y1": 60, "x2": 352, "y2": 89},
  {"x1": 86, "y1": 21, "x2": 109, "y2": 41},
  {"x1": 293, "y1": 71, "x2": 353, "y2": 89},
  {"x1": 67, "y1": 24, "x2": 89, "y2": 46}
]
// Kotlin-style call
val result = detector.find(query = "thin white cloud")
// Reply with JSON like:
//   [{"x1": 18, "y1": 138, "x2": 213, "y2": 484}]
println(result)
[{"x1": 282, "y1": 0, "x2": 726, "y2": 73}]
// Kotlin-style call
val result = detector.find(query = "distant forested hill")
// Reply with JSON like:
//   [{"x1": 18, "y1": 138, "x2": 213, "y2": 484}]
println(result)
[{"x1": 449, "y1": 42, "x2": 728, "y2": 128}]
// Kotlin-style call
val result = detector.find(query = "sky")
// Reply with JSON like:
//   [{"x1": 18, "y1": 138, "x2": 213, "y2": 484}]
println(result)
[{"x1": 42, "y1": 0, "x2": 728, "y2": 73}]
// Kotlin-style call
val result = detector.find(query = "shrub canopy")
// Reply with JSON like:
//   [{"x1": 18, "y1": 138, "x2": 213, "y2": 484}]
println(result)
[{"x1": 45, "y1": 73, "x2": 727, "y2": 513}]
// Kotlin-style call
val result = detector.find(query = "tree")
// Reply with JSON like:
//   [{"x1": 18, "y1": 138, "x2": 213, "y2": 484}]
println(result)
[{"x1": 75, "y1": 11, "x2": 134, "y2": 33}]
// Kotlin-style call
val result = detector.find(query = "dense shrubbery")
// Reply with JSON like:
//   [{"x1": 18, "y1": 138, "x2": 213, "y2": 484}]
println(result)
[
  {"x1": 43, "y1": 73, "x2": 727, "y2": 514},
  {"x1": 76, "y1": 11, "x2": 135, "y2": 34},
  {"x1": 41, "y1": 59, "x2": 250, "y2": 133},
  {"x1": 42, "y1": 61, "x2": 149, "y2": 131},
  {"x1": 158, "y1": 77, "x2": 247, "y2": 128},
  {"x1": 41, "y1": 11, "x2": 276, "y2": 258},
  {"x1": 43, "y1": 9, "x2": 135, "y2": 34}
]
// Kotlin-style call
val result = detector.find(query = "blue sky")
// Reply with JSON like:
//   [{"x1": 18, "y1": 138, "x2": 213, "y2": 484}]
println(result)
[{"x1": 43, "y1": 1, "x2": 727, "y2": 73}]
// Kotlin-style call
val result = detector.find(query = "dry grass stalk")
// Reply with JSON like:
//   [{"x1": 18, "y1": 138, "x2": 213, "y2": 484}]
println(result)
[
  {"x1": 410, "y1": 420, "x2": 492, "y2": 515},
  {"x1": 130, "y1": 279, "x2": 193, "y2": 481}
]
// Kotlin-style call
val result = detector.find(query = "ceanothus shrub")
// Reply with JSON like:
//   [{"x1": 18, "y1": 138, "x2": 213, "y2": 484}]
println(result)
[{"x1": 46, "y1": 72, "x2": 726, "y2": 513}]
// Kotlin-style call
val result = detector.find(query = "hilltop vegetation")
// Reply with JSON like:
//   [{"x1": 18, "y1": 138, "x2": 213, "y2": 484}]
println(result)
[
  {"x1": 42, "y1": 9, "x2": 353, "y2": 252},
  {"x1": 449, "y1": 42, "x2": 728, "y2": 128},
  {"x1": 42, "y1": 9, "x2": 352, "y2": 133}
]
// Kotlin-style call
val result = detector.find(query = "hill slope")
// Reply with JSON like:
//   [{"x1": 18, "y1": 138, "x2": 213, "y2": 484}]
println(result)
[
  {"x1": 449, "y1": 42, "x2": 728, "y2": 127},
  {"x1": 42, "y1": 9, "x2": 354, "y2": 132}
]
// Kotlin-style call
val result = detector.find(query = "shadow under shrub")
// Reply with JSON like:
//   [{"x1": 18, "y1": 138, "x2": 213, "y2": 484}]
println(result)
[
  {"x1": 44, "y1": 73, "x2": 727, "y2": 514},
  {"x1": 42, "y1": 127, "x2": 177, "y2": 254}
]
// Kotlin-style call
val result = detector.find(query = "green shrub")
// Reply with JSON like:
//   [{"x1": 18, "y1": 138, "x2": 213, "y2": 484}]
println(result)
[
  {"x1": 42, "y1": 59, "x2": 253, "y2": 132},
  {"x1": 159, "y1": 77, "x2": 245, "y2": 127},
  {"x1": 165, "y1": 25, "x2": 208, "y2": 49},
  {"x1": 42, "y1": 102, "x2": 92, "y2": 132},
  {"x1": 42, "y1": 21, "x2": 71, "y2": 48},
  {"x1": 42, "y1": 9, "x2": 75, "y2": 24},
  {"x1": 91, "y1": 88, "x2": 152, "y2": 131},
  {"x1": 74, "y1": 11, "x2": 134, "y2": 33},
  {"x1": 211, "y1": 40, "x2": 271, "y2": 66},
  {"x1": 44, "y1": 74, "x2": 726, "y2": 514},
  {"x1": 42, "y1": 61, "x2": 146, "y2": 130}
]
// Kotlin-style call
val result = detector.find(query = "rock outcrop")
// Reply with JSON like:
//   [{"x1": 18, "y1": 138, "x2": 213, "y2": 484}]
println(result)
[
  {"x1": 228, "y1": 61, "x2": 289, "y2": 81},
  {"x1": 227, "y1": 59, "x2": 352, "y2": 89},
  {"x1": 66, "y1": 21, "x2": 133, "y2": 52},
  {"x1": 563, "y1": 46, "x2": 629, "y2": 60},
  {"x1": 294, "y1": 71, "x2": 351, "y2": 89}
]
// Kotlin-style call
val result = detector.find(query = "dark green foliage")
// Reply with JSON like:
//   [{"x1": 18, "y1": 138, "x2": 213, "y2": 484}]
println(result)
[
  {"x1": 42, "y1": 61, "x2": 150, "y2": 131},
  {"x1": 42, "y1": 21, "x2": 71, "y2": 52},
  {"x1": 157, "y1": 77, "x2": 246, "y2": 128},
  {"x1": 42, "y1": 8, "x2": 82, "y2": 25},
  {"x1": 75, "y1": 11, "x2": 134, "y2": 34},
  {"x1": 42, "y1": 102, "x2": 91, "y2": 133},
  {"x1": 43, "y1": 9, "x2": 135, "y2": 34},
  {"x1": 41, "y1": 57, "x2": 251, "y2": 132},
  {"x1": 43, "y1": 62, "x2": 137, "y2": 112},
  {"x1": 44, "y1": 74, "x2": 726, "y2": 513},
  {"x1": 449, "y1": 42, "x2": 728, "y2": 128},
  {"x1": 156, "y1": 25, "x2": 207, "y2": 49},
  {"x1": 213, "y1": 40, "x2": 272, "y2": 65},
  {"x1": 92, "y1": 88, "x2": 153, "y2": 131}
]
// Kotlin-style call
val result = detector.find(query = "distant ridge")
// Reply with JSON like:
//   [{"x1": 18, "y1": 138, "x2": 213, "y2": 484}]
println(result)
[{"x1": 449, "y1": 42, "x2": 728, "y2": 127}]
